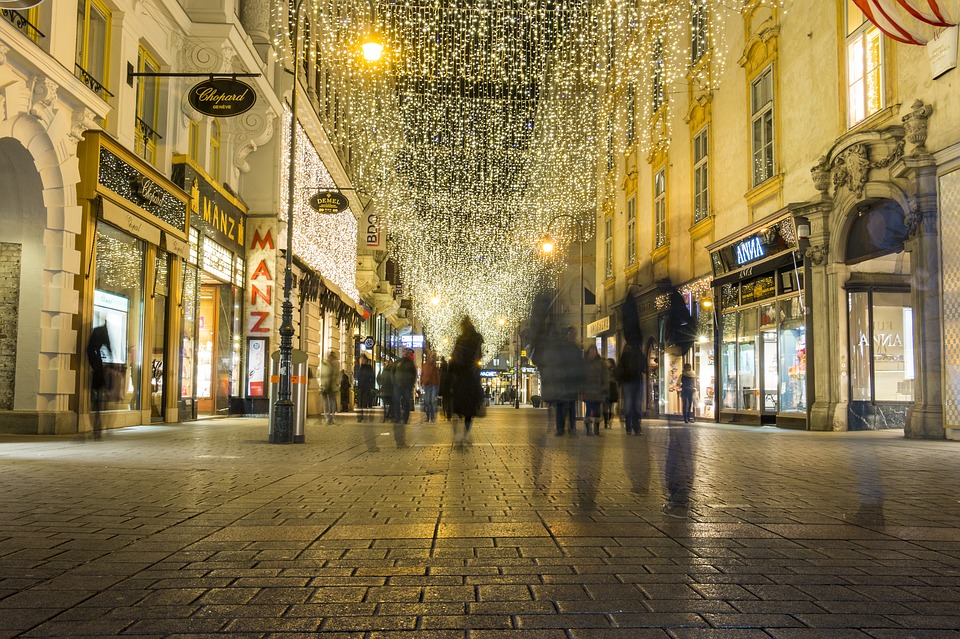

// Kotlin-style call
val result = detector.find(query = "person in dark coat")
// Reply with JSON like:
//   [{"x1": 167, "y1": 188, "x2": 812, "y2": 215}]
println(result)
[
  {"x1": 378, "y1": 360, "x2": 395, "y2": 423},
  {"x1": 393, "y1": 348, "x2": 418, "y2": 424},
  {"x1": 581, "y1": 344, "x2": 608, "y2": 436},
  {"x1": 86, "y1": 323, "x2": 112, "y2": 440},
  {"x1": 449, "y1": 315, "x2": 484, "y2": 445},
  {"x1": 339, "y1": 370, "x2": 351, "y2": 413},
  {"x1": 539, "y1": 326, "x2": 584, "y2": 436},
  {"x1": 355, "y1": 354, "x2": 375, "y2": 422},
  {"x1": 438, "y1": 356, "x2": 451, "y2": 420},
  {"x1": 603, "y1": 357, "x2": 618, "y2": 428},
  {"x1": 680, "y1": 363, "x2": 698, "y2": 423},
  {"x1": 617, "y1": 341, "x2": 645, "y2": 435}
]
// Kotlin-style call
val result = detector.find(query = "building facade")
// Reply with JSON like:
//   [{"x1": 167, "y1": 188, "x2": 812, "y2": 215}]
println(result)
[{"x1": 595, "y1": 2, "x2": 960, "y2": 439}]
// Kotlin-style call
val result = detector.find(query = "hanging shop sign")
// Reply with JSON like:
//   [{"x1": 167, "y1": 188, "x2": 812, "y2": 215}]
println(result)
[
  {"x1": 363, "y1": 336, "x2": 375, "y2": 349},
  {"x1": 188, "y1": 78, "x2": 256, "y2": 117},
  {"x1": 173, "y1": 159, "x2": 246, "y2": 254},
  {"x1": 0, "y1": 0, "x2": 45, "y2": 8},
  {"x1": 358, "y1": 205, "x2": 385, "y2": 251},
  {"x1": 710, "y1": 214, "x2": 799, "y2": 279},
  {"x1": 309, "y1": 190, "x2": 349, "y2": 215}
]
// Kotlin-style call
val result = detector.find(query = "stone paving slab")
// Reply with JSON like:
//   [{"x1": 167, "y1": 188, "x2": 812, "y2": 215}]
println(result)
[{"x1": 0, "y1": 408, "x2": 959, "y2": 637}]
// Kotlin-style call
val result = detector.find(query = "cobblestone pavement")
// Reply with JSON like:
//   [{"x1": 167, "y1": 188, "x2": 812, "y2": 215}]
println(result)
[{"x1": 1, "y1": 406, "x2": 959, "y2": 639}]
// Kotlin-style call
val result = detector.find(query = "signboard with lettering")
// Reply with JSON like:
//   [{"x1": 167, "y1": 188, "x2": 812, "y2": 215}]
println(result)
[
  {"x1": 173, "y1": 160, "x2": 246, "y2": 254},
  {"x1": 929, "y1": 26, "x2": 958, "y2": 79},
  {"x1": 246, "y1": 219, "x2": 276, "y2": 336},
  {"x1": 358, "y1": 206, "x2": 385, "y2": 251},
  {"x1": 711, "y1": 217, "x2": 797, "y2": 277},
  {"x1": 309, "y1": 190, "x2": 349, "y2": 215},
  {"x1": 188, "y1": 78, "x2": 257, "y2": 117}
]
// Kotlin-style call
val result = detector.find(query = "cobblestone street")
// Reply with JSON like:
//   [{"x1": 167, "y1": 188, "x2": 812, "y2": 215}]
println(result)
[{"x1": 1, "y1": 406, "x2": 959, "y2": 638}]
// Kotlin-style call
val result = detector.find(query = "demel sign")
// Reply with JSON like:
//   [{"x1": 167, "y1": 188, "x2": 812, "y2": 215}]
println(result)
[{"x1": 189, "y1": 78, "x2": 256, "y2": 117}]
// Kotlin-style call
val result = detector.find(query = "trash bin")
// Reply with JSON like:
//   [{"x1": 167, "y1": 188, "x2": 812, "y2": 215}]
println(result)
[{"x1": 268, "y1": 349, "x2": 308, "y2": 443}]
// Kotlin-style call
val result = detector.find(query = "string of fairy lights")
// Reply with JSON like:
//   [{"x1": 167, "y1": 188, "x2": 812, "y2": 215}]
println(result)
[{"x1": 270, "y1": 0, "x2": 784, "y2": 356}]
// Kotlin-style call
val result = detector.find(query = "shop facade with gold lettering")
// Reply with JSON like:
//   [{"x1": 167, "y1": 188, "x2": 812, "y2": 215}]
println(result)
[
  {"x1": 709, "y1": 210, "x2": 807, "y2": 429},
  {"x1": 172, "y1": 158, "x2": 247, "y2": 419},
  {"x1": 77, "y1": 133, "x2": 190, "y2": 429}
]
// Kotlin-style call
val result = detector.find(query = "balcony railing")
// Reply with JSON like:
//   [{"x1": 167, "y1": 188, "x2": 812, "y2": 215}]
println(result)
[
  {"x1": 74, "y1": 64, "x2": 113, "y2": 101},
  {"x1": 134, "y1": 116, "x2": 162, "y2": 164},
  {"x1": 1, "y1": 8, "x2": 44, "y2": 42}
]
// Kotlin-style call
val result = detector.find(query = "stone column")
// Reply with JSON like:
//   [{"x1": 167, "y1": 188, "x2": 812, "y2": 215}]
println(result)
[{"x1": 239, "y1": 0, "x2": 272, "y2": 48}]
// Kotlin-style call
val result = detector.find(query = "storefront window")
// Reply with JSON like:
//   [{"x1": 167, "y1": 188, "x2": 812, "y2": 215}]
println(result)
[
  {"x1": 738, "y1": 308, "x2": 758, "y2": 410},
  {"x1": 849, "y1": 290, "x2": 915, "y2": 402},
  {"x1": 849, "y1": 291, "x2": 873, "y2": 401},
  {"x1": 778, "y1": 296, "x2": 806, "y2": 413},
  {"x1": 150, "y1": 250, "x2": 169, "y2": 421},
  {"x1": 721, "y1": 312, "x2": 737, "y2": 409},
  {"x1": 181, "y1": 263, "x2": 199, "y2": 400},
  {"x1": 93, "y1": 222, "x2": 144, "y2": 411}
]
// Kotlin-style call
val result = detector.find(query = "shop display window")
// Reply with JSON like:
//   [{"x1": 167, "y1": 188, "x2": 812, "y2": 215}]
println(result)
[
  {"x1": 93, "y1": 222, "x2": 144, "y2": 411},
  {"x1": 849, "y1": 290, "x2": 914, "y2": 402},
  {"x1": 721, "y1": 312, "x2": 737, "y2": 409},
  {"x1": 180, "y1": 263, "x2": 199, "y2": 399},
  {"x1": 737, "y1": 308, "x2": 759, "y2": 410},
  {"x1": 777, "y1": 296, "x2": 805, "y2": 413}
]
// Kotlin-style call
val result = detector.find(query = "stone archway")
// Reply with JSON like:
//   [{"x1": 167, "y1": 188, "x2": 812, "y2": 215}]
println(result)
[{"x1": 0, "y1": 55, "x2": 102, "y2": 432}]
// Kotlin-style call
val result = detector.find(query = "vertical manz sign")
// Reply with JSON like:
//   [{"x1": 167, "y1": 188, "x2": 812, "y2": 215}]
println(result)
[{"x1": 188, "y1": 78, "x2": 257, "y2": 117}]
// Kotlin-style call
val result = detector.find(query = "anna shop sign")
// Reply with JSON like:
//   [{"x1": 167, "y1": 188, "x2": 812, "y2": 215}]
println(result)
[{"x1": 188, "y1": 78, "x2": 256, "y2": 117}]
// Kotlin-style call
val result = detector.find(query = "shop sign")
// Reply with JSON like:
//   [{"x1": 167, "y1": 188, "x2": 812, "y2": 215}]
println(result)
[
  {"x1": 97, "y1": 145, "x2": 187, "y2": 232},
  {"x1": 246, "y1": 220, "x2": 276, "y2": 335},
  {"x1": 358, "y1": 206, "x2": 385, "y2": 251},
  {"x1": 520, "y1": 366, "x2": 536, "y2": 374},
  {"x1": 400, "y1": 334, "x2": 424, "y2": 348},
  {"x1": 480, "y1": 370, "x2": 499, "y2": 378},
  {"x1": 0, "y1": 0, "x2": 45, "y2": 8},
  {"x1": 173, "y1": 161, "x2": 246, "y2": 254},
  {"x1": 188, "y1": 78, "x2": 256, "y2": 117},
  {"x1": 363, "y1": 336, "x2": 375, "y2": 349},
  {"x1": 734, "y1": 236, "x2": 766, "y2": 266},
  {"x1": 587, "y1": 315, "x2": 611, "y2": 337},
  {"x1": 161, "y1": 232, "x2": 190, "y2": 259},
  {"x1": 929, "y1": 26, "x2": 958, "y2": 79},
  {"x1": 102, "y1": 197, "x2": 161, "y2": 245},
  {"x1": 309, "y1": 190, "x2": 349, "y2": 215}
]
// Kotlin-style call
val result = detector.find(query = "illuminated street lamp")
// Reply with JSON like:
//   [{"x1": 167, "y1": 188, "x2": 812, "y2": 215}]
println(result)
[{"x1": 273, "y1": 1, "x2": 383, "y2": 443}]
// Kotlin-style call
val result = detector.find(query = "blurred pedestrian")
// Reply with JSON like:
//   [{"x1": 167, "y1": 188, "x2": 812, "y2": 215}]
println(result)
[
  {"x1": 438, "y1": 355, "x2": 451, "y2": 420},
  {"x1": 378, "y1": 360, "x2": 395, "y2": 423},
  {"x1": 340, "y1": 370, "x2": 351, "y2": 413},
  {"x1": 616, "y1": 341, "x2": 645, "y2": 435},
  {"x1": 319, "y1": 350, "x2": 341, "y2": 424},
  {"x1": 421, "y1": 346, "x2": 440, "y2": 423},
  {"x1": 680, "y1": 363, "x2": 697, "y2": 423},
  {"x1": 356, "y1": 354, "x2": 375, "y2": 422},
  {"x1": 394, "y1": 348, "x2": 417, "y2": 424},
  {"x1": 540, "y1": 326, "x2": 583, "y2": 436},
  {"x1": 86, "y1": 323, "x2": 112, "y2": 440},
  {"x1": 581, "y1": 344, "x2": 608, "y2": 436},
  {"x1": 603, "y1": 357, "x2": 618, "y2": 428},
  {"x1": 449, "y1": 316, "x2": 484, "y2": 445}
]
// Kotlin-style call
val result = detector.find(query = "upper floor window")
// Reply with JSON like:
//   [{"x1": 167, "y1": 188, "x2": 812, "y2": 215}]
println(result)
[
  {"x1": 75, "y1": 0, "x2": 111, "y2": 100},
  {"x1": 846, "y1": 2, "x2": 884, "y2": 127},
  {"x1": 604, "y1": 216, "x2": 613, "y2": 279},
  {"x1": 654, "y1": 168, "x2": 667, "y2": 248},
  {"x1": 626, "y1": 197, "x2": 636, "y2": 266},
  {"x1": 209, "y1": 119, "x2": 221, "y2": 179},
  {"x1": 691, "y1": 0, "x2": 708, "y2": 63},
  {"x1": 605, "y1": 115, "x2": 615, "y2": 172},
  {"x1": 750, "y1": 64, "x2": 775, "y2": 187},
  {"x1": 625, "y1": 83, "x2": 636, "y2": 146},
  {"x1": 693, "y1": 126, "x2": 709, "y2": 224},
  {"x1": 135, "y1": 47, "x2": 161, "y2": 165},
  {"x1": 652, "y1": 38, "x2": 665, "y2": 113},
  {"x1": 188, "y1": 120, "x2": 199, "y2": 163}
]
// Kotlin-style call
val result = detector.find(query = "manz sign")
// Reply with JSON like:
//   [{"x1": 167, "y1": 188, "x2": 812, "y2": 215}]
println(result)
[{"x1": 188, "y1": 78, "x2": 256, "y2": 117}]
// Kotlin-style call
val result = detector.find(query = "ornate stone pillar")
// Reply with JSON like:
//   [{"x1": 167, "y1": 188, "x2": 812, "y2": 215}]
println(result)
[
  {"x1": 899, "y1": 158, "x2": 944, "y2": 439},
  {"x1": 240, "y1": 0, "x2": 272, "y2": 49}
]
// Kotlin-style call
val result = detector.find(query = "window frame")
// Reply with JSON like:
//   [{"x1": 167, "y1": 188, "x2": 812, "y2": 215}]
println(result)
[
  {"x1": 654, "y1": 167, "x2": 667, "y2": 249},
  {"x1": 75, "y1": 0, "x2": 111, "y2": 97},
  {"x1": 691, "y1": 0, "x2": 708, "y2": 64},
  {"x1": 693, "y1": 126, "x2": 709, "y2": 224},
  {"x1": 188, "y1": 120, "x2": 200, "y2": 163},
  {"x1": 652, "y1": 37, "x2": 665, "y2": 113},
  {"x1": 626, "y1": 196, "x2": 637, "y2": 266},
  {"x1": 845, "y1": 5, "x2": 884, "y2": 128},
  {"x1": 135, "y1": 47, "x2": 161, "y2": 165},
  {"x1": 750, "y1": 64, "x2": 775, "y2": 187},
  {"x1": 209, "y1": 119, "x2": 221, "y2": 180},
  {"x1": 625, "y1": 83, "x2": 636, "y2": 147}
]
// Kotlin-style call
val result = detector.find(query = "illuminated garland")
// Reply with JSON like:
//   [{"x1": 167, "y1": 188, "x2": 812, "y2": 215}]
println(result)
[{"x1": 268, "y1": 0, "x2": 783, "y2": 352}]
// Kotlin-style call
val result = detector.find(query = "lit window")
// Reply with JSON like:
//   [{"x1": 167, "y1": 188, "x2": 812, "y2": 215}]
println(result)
[
  {"x1": 652, "y1": 38, "x2": 664, "y2": 113},
  {"x1": 606, "y1": 115, "x2": 615, "y2": 172},
  {"x1": 625, "y1": 83, "x2": 636, "y2": 146},
  {"x1": 135, "y1": 48, "x2": 161, "y2": 165},
  {"x1": 654, "y1": 168, "x2": 667, "y2": 248},
  {"x1": 846, "y1": 3, "x2": 884, "y2": 127},
  {"x1": 693, "y1": 127, "x2": 709, "y2": 224},
  {"x1": 604, "y1": 217, "x2": 613, "y2": 279},
  {"x1": 691, "y1": 0, "x2": 708, "y2": 63},
  {"x1": 188, "y1": 121, "x2": 199, "y2": 163},
  {"x1": 750, "y1": 65, "x2": 775, "y2": 187},
  {"x1": 626, "y1": 197, "x2": 636, "y2": 266}
]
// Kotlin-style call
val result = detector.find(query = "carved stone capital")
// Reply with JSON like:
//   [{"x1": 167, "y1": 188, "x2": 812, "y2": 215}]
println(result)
[
  {"x1": 70, "y1": 108, "x2": 99, "y2": 144},
  {"x1": 233, "y1": 108, "x2": 277, "y2": 173},
  {"x1": 902, "y1": 99, "x2": 933, "y2": 155},
  {"x1": 904, "y1": 201, "x2": 935, "y2": 237},
  {"x1": 804, "y1": 244, "x2": 828, "y2": 266},
  {"x1": 0, "y1": 42, "x2": 9, "y2": 67},
  {"x1": 29, "y1": 75, "x2": 59, "y2": 127}
]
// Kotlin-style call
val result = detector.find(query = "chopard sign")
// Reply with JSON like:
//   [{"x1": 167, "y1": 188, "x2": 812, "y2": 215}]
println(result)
[{"x1": 188, "y1": 78, "x2": 257, "y2": 117}]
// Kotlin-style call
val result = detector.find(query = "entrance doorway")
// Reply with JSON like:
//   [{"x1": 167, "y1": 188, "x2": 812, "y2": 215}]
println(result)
[{"x1": 196, "y1": 278, "x2": 235, "y2": 416}]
